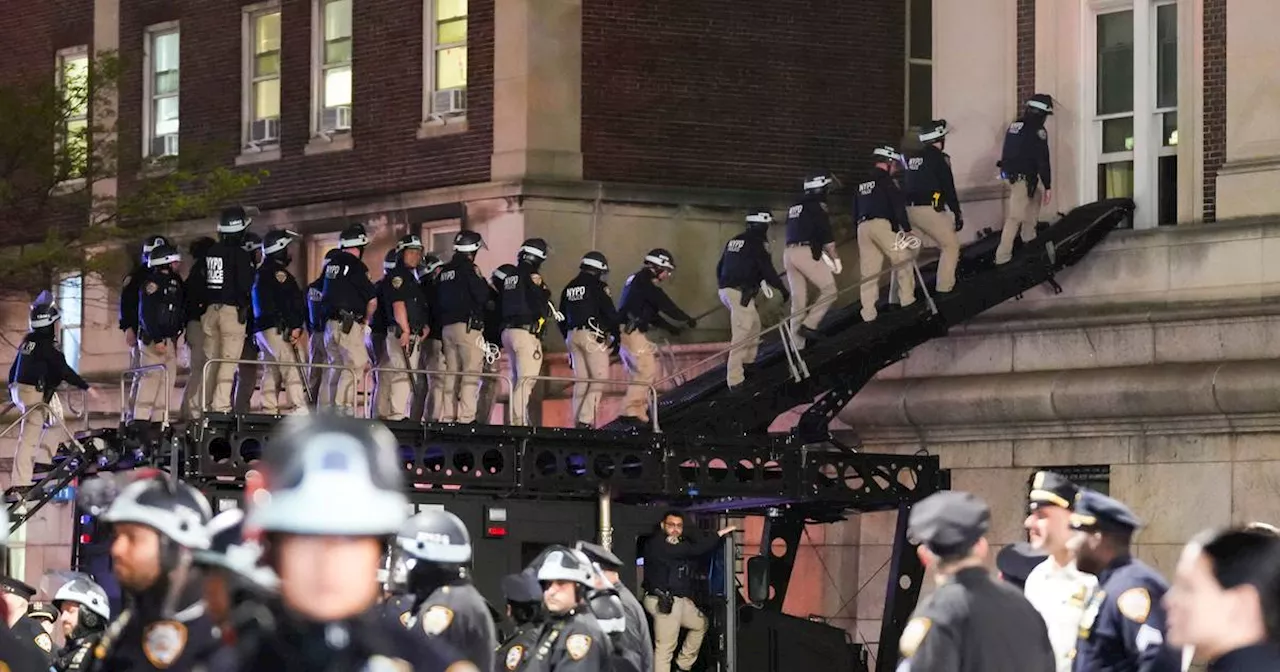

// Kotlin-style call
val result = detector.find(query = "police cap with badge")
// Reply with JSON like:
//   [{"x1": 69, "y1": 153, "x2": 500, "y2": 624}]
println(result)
[
  {"x1": 0, "y1": 576, "x2": 37, "y2": 600},
  {"x1": 908, "y1": 490, "x2": 991, "y2": 559},
  {"x1": 1028, "y1": 470, "x2": 1079, "y2": 511},
  {"x1": 575, "y1": 541, "x2": 624, "y2": 571},
  {"x1": 1069, "y1": 489, "x2": 1142, "y2": 536}
]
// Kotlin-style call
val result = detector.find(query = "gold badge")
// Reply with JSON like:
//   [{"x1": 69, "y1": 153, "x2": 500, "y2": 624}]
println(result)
[
  {"x1": 142, "y1": 620, "x2": 188, "y2": 668},
  {"x1": 899, "y1": 617, "x2": 931, "y2": 658},
  {"x1": 566, "y1": 634, "x2": 592, "y2": 661},
  {"x1": 276, "y1": 270, "x2": 288, "y2": 283},
  {"x1": 144, "y1": 282, "x2": 158, "y2": 295},
  {"x1": 391, "y1": 276, "x2": 403, "y2": 288},
  {"x1": 34, "y1": 632, "x2": 52, "y2": 652},
  {"x1": 0, "y1": 661, "x2": 10, "y2": 672},
  {"x1": 422, "y1": 605, "x2": 454, "y2": 635},
  {"x1": 1117, "y1": 587, "x2": 1152, "y2": 624},
  {"x1": 398, "y1": 610, "x2": 412, "y2": 627},
  {"x1": 365, "y1": 655, "x2": 413, "y2": 672},
  {"x1": 505, "y1": 645, "x2": 524, "y2": 670}
]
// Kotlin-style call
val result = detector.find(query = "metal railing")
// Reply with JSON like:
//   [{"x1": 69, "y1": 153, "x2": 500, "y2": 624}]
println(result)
[
  {"x1": 517, "y1": 373, "x2": 661, "y2": 433},
  {"x1": 120, "y1": 364, "x2": 173, "y2": 428},
  {"x1": 1, "y1": 400, "x2": 91, "y2": 523},
  {"x1": 363, "y1": 365, "x2": 515, "y2": 423},
  {"x1": 200, "y1": 357, "x2": 362, "y2": 419}
]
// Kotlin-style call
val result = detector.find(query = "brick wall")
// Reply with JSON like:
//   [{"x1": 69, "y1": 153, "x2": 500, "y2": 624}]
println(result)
[
  {"x1": 1202, "y1": 0, "x2": 1226, "y2": 223},
  {"x1": 581, "y1": 0, "x2": 905, "y2": 192},
  {"x1": 1015, "y1": 0, "x2": 1035, "y2": 108}
]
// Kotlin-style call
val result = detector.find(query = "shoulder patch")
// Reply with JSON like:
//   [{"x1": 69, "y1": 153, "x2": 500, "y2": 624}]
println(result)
[
  {"x1": 275, "y1": 270, "x2": 288, "y2": 283},
  {"x1": 34, "y1": 632, "x2": 52, "y2": 652},
  {"x1": 398, "y1": 610, "x2": 412, "y2": 627},
  {"x1": 899, "y1": 617, "x2": 931, "y2": 658},
  {"x1": 531, "y1": 272, "x2": 543, "y2": 286},
  {"x1": 1038, "y1": 128, "x2": 1048, "y2": 140},
  {"x1": 144, "y1": 281, "x2": 158, "y2": 295},
  {"x1": 422, "y1": 605, "x2": 454, "y2": 635},
  {"x1": 1117, "y1": 587, "x2": 1152, "y2": 624},
  {"x1": 365, "y1": 655, "x2": 414, "y2": 672},
  {"x1": 142, "y1": 620, "x2": 188, "y2": 668},
  {"x1": 566, "y1": 633, "x2": 592, "y2": 661},
  {"x1": 391, "y1": 276, "x2": 403, "y2": 289},
  {"x1": 505, "y1": 645, "x2": 525, "y2": 670}
]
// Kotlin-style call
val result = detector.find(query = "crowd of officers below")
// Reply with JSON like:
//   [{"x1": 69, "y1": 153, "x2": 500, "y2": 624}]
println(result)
[
  {"x1": 898, "y1": 471, "x2": 1280, "y2": 672},
  {"x1": 0, "y1": 413, "x2": 733, "y2": 672}
]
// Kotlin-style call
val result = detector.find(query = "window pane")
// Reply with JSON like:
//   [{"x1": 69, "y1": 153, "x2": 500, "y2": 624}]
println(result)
[
  {"x1": 1101, "y1": 117, "x2": 1134, "y2": 153},
  {"x1": 1162, "y1": 111, "x2": 1178, "y2": 147},
  {"x1": 1096, "y1": 11, "x2": 1134, "y2": 115},
  {"x1": 436, "y1": 0, "x2": 467, "y2": 21},
  {"x1": 324, "y1": 66, "x2": 352, "y2": 107},
  {"x1": 325, "y1": 38, "x2": 352, "y2": 65},
  {"x1": 436, "y1": 47, "x2": 467, "y2": 90},
  {"x1": 1157, "y1": 155, "x2": 1177, "y2": 226},
  {"x1": 62, "y1": 56, "x2": 90, "y2": 118},
  {"x1": 255, "y1": 12, "x2": 281, "y2": 54},
  {"x1": 908, "y1": 62, "x2": 932, "y2": 129},
  {"x1": 58, "y1": 276, "x2": 83, "y2": 327},
  {"x1": 153, "y1": 32, "x2": 180, "y2": 73},
  {"x1": 154, "y1": 96, "x2": 179, "y2": 136},
  {"x1": 324, "y1": 0, "x2": 352, "y2": 40},
  {"x1": 254, "y1": 78, "x2": 280, "y2": 119},
  {"x1": 1097, "y1": 161, "x2": 1135, "y2": 200},
  {"x1": 1156, "y1": 3, "x2": 1178, "y2": 109},
  {"x1": 65, "y1": 118, "x2": 88, "y2": 176},
  {"x1": 429, "y1": 230, "x2": 455, "y2": 253},
  {"x1": 910, "y1": 0, "x2": 932, "y2": 61},
  {"x1": 255, "y1": 52, "x2": 280, "y2": 78},
  {"x1": 155, "y1": 70, "x2": 179, "y2": 95},
  {"x1": 437, "y1": 17, "x2": 467, "y2": 45},
  {"x1": 62, "y1": 328, "x2": 81, "y2": 371}
]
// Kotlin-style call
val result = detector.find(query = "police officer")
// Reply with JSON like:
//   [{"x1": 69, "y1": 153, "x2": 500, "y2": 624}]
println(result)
[
  {"x1": 501, "y1": 238, "x2": 553, "y2": 426},
  {"x1": 305, "y1": 251, "x2": 339, "y2": 406},
  {"x1": 380, "y1": 235, "x2": 431, "y2": 421},
  {"x1": 717, "y1": 209, "x2": 789, "y2": 389},
  {"x1": 191, "y1": 508, "x2": 278, "y2": 637},
  {"x1": 476, "y1": 265, "x2": 513, "y2": 425},
  {"x1": 179, "y1": 237, "x2": 215, "y2": 420},
  {"x1": 320, "y1": 224, "x2": 378, "y2": 414},
  {"x1": 0, "y1": 508, "x2": 52, "y2": 672},
  {"x1": 186, "y1": 206, "x2": 256, "y2": 414},
  {"x1": 1023, "y1": 471, "x2": 1097, "y2": 672},
  {"x1": 416, "y1": 254, "x2": 448, "y2": 422},
  {"x1": 235, "y1": 232, "x2": 266, "y2": 413},
  {"x1": 903, "y1": 119, "x2": 963, "y2": 295},
  {"x1": 855, "y1": 145, "x2": 918, "y2": 323},
  {"x1": 134, "y1": 243, "x2": 185, "y2": 424},
  {"x1": 616, "y1": 250, "x2": 695, "y2": 428},
  {"x1": 576, "y1": 541, "x2": 652, "y2": 672},
  {"x1": 215, "y1": 414, "x2": 474, "y2": 672},
  {"x1": 26, "y1": 601, "x2": 58, "y2": 636},
  {"x1": 559, "y1": 252, "x2": 619, "y2": 428},
  {"x1": 370, "y1": 249, "x2": 398, "y2": 418},
  {"x1": 436, "y1": 230, "x2": 491, "y2": 425},
  {"x1": 784, "y1": 174, "x2": 841, "y2": 348},
  {"x1": 94, "y1": 475, "x2": 219, "y2": 671},
  {"x1": 52, "y1": 573, "x2": 111, "y2": 671},
  {"x1": 252, "y1": 229, "x2": 309, "y2": 415},
  {"x1": 2, "y1": 578, "x2": 52, "y2": 661},
  {"x1": 523, "y1": 547, "x2": 610, "y2": 672},
  {"x1": 496, "y1": 572, "x2": 544, "y2": 672},
  {"x1": 6, "y1": 294, "x2": 96, "y2": 498},
  {"x1": 122, "y1": 236, "x2": 170, "y2": 419},
  {"x1": 995, "y1": 542, "x2": 1049, "y2": 592},
  {"x1": 574, "y1": 554, "x2": 636, "y2": 672},
  {"x1": 897, "y1": 490, "x2": 1055, "y2": 672},
  {"x1": 395, "y1": 509, "x2": 497, "y2": 669},
  {"x1": 997, "y1": 93, "x2": 1055, "y2": 266},
  {"x1": 1069, "y1": 490, "x2": 1182, "y2": 672}
]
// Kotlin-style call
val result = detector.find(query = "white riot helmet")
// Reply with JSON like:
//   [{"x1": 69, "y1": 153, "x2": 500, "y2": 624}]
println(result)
[
  {"x1": 536, "y1": 546, "x2": 594, "y2": 586},
  {"x1": 100, "y1": 476, "x2": 213, "y2": 550},
  {"x1": 192, "y1": 509, "x2": 279, "y2": 591},
  {"x1": 395, "y1": 509, "x2": 472, "y2": 564},
  {"x1": 53, "y1": 575, "x2": 111, "y2": 621}
]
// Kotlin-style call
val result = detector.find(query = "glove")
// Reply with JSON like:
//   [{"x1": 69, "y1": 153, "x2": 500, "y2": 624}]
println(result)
[
  {"x1": 686, "y1": 318, "x2": 698, "y2": 329},
  {"x1": 954, "y1": 216, "x2": 964, "y2": 232}
]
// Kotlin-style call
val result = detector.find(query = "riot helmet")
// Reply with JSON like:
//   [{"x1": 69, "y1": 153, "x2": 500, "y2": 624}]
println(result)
[
  {"x1": 420, "y1": 253, "x2": 444, "y2": 276},
  {"x1": 53, "y1": 574, "x2": 111, "y2": 636},
  {"x1": 262, "y1": 229, "x2": 298, "y2": 264},
  {"x1": 192, "y1": 508, "x2": 279, "y2": 592},
  {"x1": 147, "y1": 243, "x2": 181, "y2": 269},
  {"x1": 396, "y1": 234, "x2": 424, "y2": 269},
  {"x1": 745, "y1": 209, "x2": 774, "y2": 236},
  {"x1": 100, "y1": 476, "x2": 213, "y2": 551},
  {"x1": 394, "y1": 509, "x2": 473, "y2": 598},
  {"x1": 338, "y1": 223, "x2": 370, "y2": 250},
  {"x1": 518, "y1": 238, "x2": 549, "y2": 269},
  {"x1": 919, "y1": 119, "x2": 950, "y2": 145},
  {"x1": 1026, "y1": 93, "x2": 1055, "y2": 116},
  {"x1": 803, "y1": 173, "x2": 835, "y2": 195},
  {"x1": 643, "y1": 248, "x2": 676, "y2": 273},
  {"x1": 580, "y1": 251, "x2": 609, "y2": 276},
  {"x1": 218, "y1": 206, "x2": 252, "y2": 235},
  {"x1": 453, "y1": 229, "x2": 485, "y2": 255},
  {"x1": 141, "y1": 235, "x2": 172, "y2": 264},
  {"x1": 383, "y1": 248, "x2": 398, "y2": 273},
  {"x1": 29, "y1": 294, "x2": 61, "y2": 331}
]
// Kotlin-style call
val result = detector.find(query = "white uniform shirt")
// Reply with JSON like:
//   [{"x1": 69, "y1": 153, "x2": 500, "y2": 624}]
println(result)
[{"x1": 1023, "y1": 555, "x2": 1098, "y2": 672}]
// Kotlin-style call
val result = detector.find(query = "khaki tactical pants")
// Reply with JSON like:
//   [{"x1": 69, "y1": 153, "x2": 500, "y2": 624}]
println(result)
[
  {"x1": 718, "y1": 288, "x2": 761, "y2": 388},
  {"x1": 905, "y1": 206, "x2": 960, "y2": 293},
  {"x1": 201, "y1": 305, "x2": 246, "y2": 413},
  {"x1": 442, "y1": 322, "x2": 484, "y2": 423},
  {"x1": 379, "y1": 334, "x2": 421, "y2": 421},
  {"x1": 423, "y1": 339, "x2": 450, "y2": 422},
  {"x1": 178, "y1": 320, "x2": 205, "y2": 420},
  {"x1": 619, "y1": 329, "x2": 657, "y2": 421},
  {"x1": 307, "y1": 331, "x2": 328, "y2": 407},
  {"x1": 783, "y1": 245, "x2": 836, "y2": 346},
  {"x1": 134, "y1": 341, "x2": 176, "y2": 422},
  {"x1": 644, "y1": 594, "x2": 707, "y2": 672},
  {"x1": 997, "y1": 177, "x2": 1042, "y2": 265},
  {"x1": 567, "y1": 329, "x2": 611, "y2": 426},
  {"x1": 324, "y1": 319, "x2": 369, "y2": 414},
  {"x1": 234, "y1": 337, "x2": 260, "y2": 413},
  {"x1": 9, "y1": 384, "x2": 56, "y2": 489},
  {"x1": 858, "y1": 218, "x2": 917, "y2": 322},
  {"x1": 255, "y1": 330, "x2": 310, "y2": 415},
  {"x1": 502, "y1": 328, "x2": 543, "y2": 426}
]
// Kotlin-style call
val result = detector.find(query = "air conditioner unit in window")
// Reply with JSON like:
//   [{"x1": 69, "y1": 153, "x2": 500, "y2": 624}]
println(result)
[
  {"x1": 150, "y1": 133, "x2": 179, "y2": 157},
  {"x1": 432, "y1": 88, "x2": 466, "y2": 116},
  {"x1": 321, "y1": 105, "x2": 352, "y2": 132},
  {"x1": 250, "y1": 118, "x2": 280, "y2": 144}
]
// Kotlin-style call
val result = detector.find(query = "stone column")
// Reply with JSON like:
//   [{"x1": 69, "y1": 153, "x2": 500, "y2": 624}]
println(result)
[{"x1": 1215, "y1": 0, "x2": 1280, "y2": 219}]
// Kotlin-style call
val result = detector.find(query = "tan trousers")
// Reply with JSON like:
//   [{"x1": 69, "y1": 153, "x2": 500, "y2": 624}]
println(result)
[
  {"x1": 370, "y1": 332, "x2": 391, "y2": 418},
  {"x1": 858, "y1": 218, "x2": 917, "y2": 322},
  {"x1": 234, "y1": 338, "x2": 260, "y2": 413},
  {"x1": 441, "y1": 322, "x2": 484, "y2": 423},
  {"x1": 324, "y1": 320, "x2": 368, "y2": 414},
  {"x1": 644, "y1": 594, "x2": 707, "y2": 672},
  {"x1": 307, "y1": 331, "x2": 328, "y2": 407},
  {"x1": 134, "y1": 341, "x2": 176, "y2": 422},
  {"x1": 906, "y1": 206, "x2": 960, "y2": 292},
  {"x1": 619, "y1": 329, "x2": 657, "y2": 421},
  {"x1": 567, "y1": 329, "x2": 610, "y2": 426},
  {"x1": 783, "y1": 246, "x2": 836, "y2": 346},
  {"x1": 423, "y1": 339, "x2": 450, "y2": 422},
  {"x1": 502, "y1": 328, "x2": 543, "y2": 426},
  {"x1": 201, "y1": 305, "x2": 246, "y2": 413},
  {"x1": 123, "y1": 340, "x2": 141, "y2": 419},
  {"x1": 379, "y1": 334, "x2": 420, "y2": 421},
  {"x1": 718, "y1": 288, "x2": 760, "y2": 387},
  {"x1": 997, "y1": 178, "x2": 1042, "y2": 264},
  {"x1": 255, "y1": 330, "x2": 310, "y2": 414},
  {"x1": 178, "y1": 321, "x2": 205, "y2": 420},
  {"x1": 9, "y1": 384, "x2": 55, "y2": 488}
]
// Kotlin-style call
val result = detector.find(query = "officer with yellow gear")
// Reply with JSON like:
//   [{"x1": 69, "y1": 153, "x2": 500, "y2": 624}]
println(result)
[
  {"x1": 903, "y1": 119, "x2": 963, "y2": 295},
  {"x1": 523, "y1": 547, "x2": 611, "y2": 672},
  {"x1": 855, "y1": 145, "x2": 918, "y2": 322},
  {"x1": 783, "y1": 174, "x2": 841, "y2": 348},
  {"x1": 319, "y1": 223, "x2": 378, "y2": 414},
  {"x1": 436, "y1": 230, "x2": 491, "y2": 424},
  {"x1": 380, "y1": 235, "x2": 430, "y2": 421},
  {"x1": 251, "y1": 229, "x2": 309, "y2": 415},
  {"x1": 501, "y1": 238, "x2": 554, "y2": 426},
  {"x1": 1021, "y1": 471, "x2": 1096, "y2": 672},
  {"x1": 496, "y1": 572, "x2": 545, "y2": 672}
]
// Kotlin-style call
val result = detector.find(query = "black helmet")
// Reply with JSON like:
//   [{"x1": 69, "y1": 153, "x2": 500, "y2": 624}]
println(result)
[
  {"x1": 146, "y1": 243, "x2": 181, "y2": 268},
  {"x1": 218, "y1": 206, "x2": 252, "y2": 234},
  {"x1": 453, "y1": 230, "x2": 484, "y2": 254},
  {"x1": 29, "y1": 291, "x2": 60, "y2": 330},
  {"x1": 262, "y1": 229, "x2": 298, "y2": 257},
  {"x1": 873, "y1": 145, "x2": 902, "y2": 163},
  {"x1": 492, "y1": 263, "x2": 518, "y2": 286},
  {"x1": 919, "y1": 119, "x2": 950, "y2": 144},
  {"x1": 643, "y1": 248, "x2": 676, "y2": 272},
  {"x1": 188, "y1": 236, "x2": 216, "y2": 259},
  {"x1": 99, "y1": 475, "x2": 213, "y2": 550},
  {"x1": 518, "y1": 238, "x2": 549, "y2": 265},
  {"x1": 745, "y1": 209, "x2": 774, "y2": 235},
  {"x1": 420, "y1": 253, "x2": 444, "y2": 275},
  {"x1": 142, "y1": 235, "x2": 171, "y2": 261},
  {"x1": 580, "y1": 251, "x2": 609, "y2": 275},
  {"x1": 338, "y1": 223, "x2": 370, "y2": 249},
  {"x1": 382, "y1": 248, "x2": 398, "y2": 272},
  {"x1": 1026, "y1": 93, "x2": 1054, "y2": 115},
  {"x1": 803, "y1": 174, "x2": 835, "y2": 194},
  {"x1": 394, "y1": 509, "x2": 472, "y2": 564},
  {"x1": 396, "y1": 234, "x2": 424, "y2": 254},
  {"x1": 240, "y1": 231, "x2": 263, "y2": 254}
]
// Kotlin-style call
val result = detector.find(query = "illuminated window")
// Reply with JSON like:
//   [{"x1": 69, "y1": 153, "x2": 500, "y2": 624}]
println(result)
[
  {"x1": 143, "y1": 24, "x2": 180, "y2": 158},
  {"x1": 314, "y1": 0, "x2": 352, "y2": 135},
  {"x1": 424, "y1": 0, "x2": 467, "y2": 118},
  {"x1": 243, "y1": 5, "x2": 282, "y2": 150},
  {"x1": 55, "y1": 47, "x2": 90, "y2": 180},
  {"x1": 57, "y1": 275, "x2": 84, "y2": 371}
]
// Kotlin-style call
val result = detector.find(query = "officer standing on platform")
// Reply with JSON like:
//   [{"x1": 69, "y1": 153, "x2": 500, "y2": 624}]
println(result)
[
  {"x1": 187, "y1": 206, "x2": 255, "y2": 415},
  {"x1": 1069, "y1": 490, "x2": 1183, "y2": 672},
  {"x1": 524, "y1": 547, "x2": 611, "y2": 672},
  {"x1": 903, "y1": 120, "x2": 963, "y2": 295},
  {"x1": 179, "y1": 237, "x2": 214, "y2": 420},
  {"x1": 1022, "y1": 471, "x2": 1097, "y2": 672},
  {"x1": 784, "y1": 174, "x2": 841, "y2": 348},
  {"x1": 306, "y1": 250, "x2": 339, "y2": 406},
  {"x1": 436, "y1": 230, "x2": 491, "y2": 425},
  {"x1": 121, "y1": 236, "x2": 169, "y2": 419},
  {"x1": 898, "y1": 490, "x2": 1055, "y2": 672},
  {"x1": 855, "y1": 145, "x2": 917, "y2": 323},
  {"x1": 252, "y1": 229, "x2": 308, "y2": 415},
  {"x1": 717, "y1": 209, "x2": 788, "y2": 389},
  {"x1": 133, "y1": 243, "x2": 185, "y2": 425},
  {"x1": 476, "y1": 264, "x2": 514, "y2": 425},
  {"x1": 616, "y1": 250, "x2": 694, "y2": 429},
  {"x1": 997, "y1": 93, "x2": 1055, "y2": 265},
  {"x1": 380, "y1": 235, "x2": 430, "y2": 421},
  {"x1": 371, "y1": 249, "x2": 398, "y2": 418},
  {"x1": 502, "y1": 238, "x2": 553, "y2": 426},
  {"x1": 497, "y1": 572, "x2": 545, "y2": 672},
  {"x1": 234, "y1": 232, "x2": 265, "y2": 413},
  {"x1": 416, "y1": 253, "x2": 446, "y2": 421},
  {"x1": 560, "y1": 252, "x2": 619, "y2": 429},
  {"x1": 320, "y1": 223, "x2": 378, "y2": 414}
]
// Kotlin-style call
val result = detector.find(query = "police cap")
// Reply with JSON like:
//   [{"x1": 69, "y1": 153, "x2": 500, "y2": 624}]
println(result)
[
  {"x1": 1069, "y1": 489, "x2": 1142, "y2": 534},
  {"x1": 995, "y1": 542, "x2": 1048, "y2": 589},
  {"x1": 501, "y1": 571, "x2": 543, "y2": 604},
  {"x1": 0, "y1": 576, "x2": 37, "y2": 599},
  {"x1": 908, "y1": 491, "x2": 990, "y2": 557},
  {"x1": 575, "y1": 540, "x2": 623, "y2": 571},
  {"x1": 26, "y1": 601, "x2": 59, "y2": 623},
  {"x1": 1029, "y1": 470, "x2": 1079, "y2": 510}
]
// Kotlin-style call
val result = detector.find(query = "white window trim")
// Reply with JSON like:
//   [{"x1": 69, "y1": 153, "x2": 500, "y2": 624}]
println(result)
[
  {"x1": 903, "y1": 0, "x2": 932, "y2": 133},
  {"x1": 307, "y1": 0, "x2": 354, "y2": 154},
  {"x1": 418, "y1": 0, "x2": 468, "y2": 138},
  {"x1": 239, "y1": 1, "x2": 282, "y2": 165},
  {"x1": 421, "y1": 221, "x2": 461, "y2": 255},
  {"x1": 55, "y1": 273, "x2": 84, "y2": 372},
  {"x1": 142, "y1": 22, "x2": 181, "y2": 161},
  {"x1": 55, "y1": 45, "x2": 90, "y2": 187}
]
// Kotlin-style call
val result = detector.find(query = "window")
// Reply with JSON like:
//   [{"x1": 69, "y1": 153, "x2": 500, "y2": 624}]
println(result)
[
  {"x1": 904, "y1": 0, "x2": 932, "y2": 132},
  {"x1": 424, "y1": 0, "x2": 468, "y2": 118},
  {"x1": 56, "y1": 47, "x2": 90, "y2": 180},
  {"x1": 314, "y1": 0, "x2": 352, "y2": 135},
  {"x1": 57, "y1": 275, "x2": 84, "y2": 372},
  {"x1": 243, "y1": 5, "x2": 282, "y2": 150},
  {"x1": 143, "y1": 25, "x2": 180, "y2": 158},
  {"x1": 1154, "y1": 2, "x2": 1178, "y2": 226},
  {"x1": 421, "y1": 222, "x2": 460, "y2": 256}
]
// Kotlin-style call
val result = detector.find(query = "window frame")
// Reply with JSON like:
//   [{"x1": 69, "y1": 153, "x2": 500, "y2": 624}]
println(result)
[
  {"x1": 422, "y1": 0, "x2": 469, "y2": 121},
  {"x1": 55, "y1": 46, "x2": 91, "y2": 183},
  {"x1": 421, "y1": 221, "x2": 461, "y2": 256},
  {"x1": 242, "y1": 2, "x2": 282, "y2": 154},
  {"x1": 903, "y1": 0, "x2": 933, "y2": 134},
  {"x1": 311, "y1": 0, "x2": 353, "y2": 138},
  {"x1": 142, "y1": 22, "x2": 181, "y2": 160},
  {"x1": 56, "y1": 273, "x2": 84, "y2": 372}
]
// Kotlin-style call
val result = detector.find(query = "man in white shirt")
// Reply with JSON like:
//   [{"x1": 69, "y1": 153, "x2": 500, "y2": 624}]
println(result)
[{"x1": 1022, "y1": 470, "x2": 1098, "y2": 672}]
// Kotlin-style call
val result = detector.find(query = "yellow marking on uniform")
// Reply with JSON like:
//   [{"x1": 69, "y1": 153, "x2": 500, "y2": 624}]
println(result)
[
  {"x1": 899, "y1": 617, "x2": 931, "y2": 658},
  {"x1": 1117, "y1": 587, "x2": 1152, "y2": 624}
]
